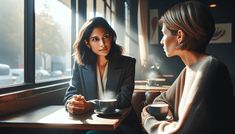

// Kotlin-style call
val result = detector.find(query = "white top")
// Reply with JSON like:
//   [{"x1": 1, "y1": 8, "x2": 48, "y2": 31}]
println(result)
[
  {"x1": 178, "y1": 56, "x2": 212, "y2": 119},
  {"x1": 96, "y1": 63, "x2": 108, "y2": 99}
]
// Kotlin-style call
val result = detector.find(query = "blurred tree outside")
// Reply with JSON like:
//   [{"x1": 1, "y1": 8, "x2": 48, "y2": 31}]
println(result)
[
  {"x1": 36, "y1": 12, "x2": 66, "y2": 57},
  {"x1": 35, "y1": 0, "x2": 68, "y2": 73},
  {"x1": 0, "y1": 0, "x2": 67, "y2": 71}
]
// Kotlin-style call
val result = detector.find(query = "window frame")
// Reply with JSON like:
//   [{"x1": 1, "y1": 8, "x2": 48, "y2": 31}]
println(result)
[
  {"x1": 0, "y1": 0, "x2": 118, "y2": 94},
  {"x1": 0, "y1": 0, "x2": 74, "y2": 94}
]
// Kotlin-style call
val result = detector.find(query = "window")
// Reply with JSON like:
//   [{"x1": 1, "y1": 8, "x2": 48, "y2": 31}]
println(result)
[
  {"x1": 0, "y1": 0, "x2": 24, "y2": 88},
  {"x1": 105, "y1": 0, "x2": 111, "y2": 23},
  {"x1": 125, "y1": 1, "x2": 130, "y2": 55},
  {"x1": 0, "y1": 0, "x2": 128, "y2": 94},
  {"x1": 87, "y1": 0, "x2": 94, "y2": 20},
  {"x1": 35, "y1": 0, "x2": 72, "y2": 82},
  {"x1": 96, "y1": 0, "x2": 104, "y2": 17},
  {"x1": 87, "y1": 0, "x2": 113, "y2": 24}
]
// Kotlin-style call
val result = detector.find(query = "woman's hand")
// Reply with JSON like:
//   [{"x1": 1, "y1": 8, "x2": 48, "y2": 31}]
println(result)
[
  {"x1": 66, "y1": 94, "x2": 93, "y2": 115},
  {"x1": 141, "y1": 106, "x2": 152, "y2": 126}
]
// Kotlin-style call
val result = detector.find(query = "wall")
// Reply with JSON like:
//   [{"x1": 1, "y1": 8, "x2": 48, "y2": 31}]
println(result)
[{"x1": 207, "y1": 1, "x2": 235, "y2": 97}]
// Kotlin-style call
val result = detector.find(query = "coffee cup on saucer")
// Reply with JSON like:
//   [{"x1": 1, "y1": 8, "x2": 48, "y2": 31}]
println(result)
[{"x1": 94, "y1": 99, "x2": 117, "y2": 113}]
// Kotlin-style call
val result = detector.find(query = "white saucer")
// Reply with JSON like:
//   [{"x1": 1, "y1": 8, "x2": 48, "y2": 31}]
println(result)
[{"x1": 94, "y1": 109, "x2": 121, "y2": 115}]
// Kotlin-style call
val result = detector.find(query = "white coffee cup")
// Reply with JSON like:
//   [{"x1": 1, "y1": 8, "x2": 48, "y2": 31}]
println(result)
[{"x1": 95, "y1": 99, "x2": 117, "y2": 113}]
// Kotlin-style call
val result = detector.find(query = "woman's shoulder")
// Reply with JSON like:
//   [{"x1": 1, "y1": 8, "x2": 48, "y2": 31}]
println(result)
[
  {"x1": 119, "y1": 55, "x2": 136, "y2": 62},
  {"x1": 209, "y1": 56, "x2": 228, "y2": 69},
  {"x1": 73, "y1": 60, "x2": 87, "y2": 69},
  {"x1": 205, "y1": 56, "x2": 230, "y2": 77},
  {"x1": 112, "y1": 55, "x2": 136, "y2": 67}
]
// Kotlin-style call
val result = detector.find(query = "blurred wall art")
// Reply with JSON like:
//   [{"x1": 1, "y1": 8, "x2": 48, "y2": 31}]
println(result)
[
  {"x1": 210, "y1": 23, "x2": 232, "y2": 44},
  {"x1": 149, "y1": 9, "x2": 159, "y2": 45}
]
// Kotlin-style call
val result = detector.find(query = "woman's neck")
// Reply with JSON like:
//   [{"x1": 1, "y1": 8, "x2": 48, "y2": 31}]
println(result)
[
  {"x1": 97, "y1": 56, "x2": 108, "y2": 67},
  {"x1": 179, "y1": 51, "x2": 207, "y2": 66}
]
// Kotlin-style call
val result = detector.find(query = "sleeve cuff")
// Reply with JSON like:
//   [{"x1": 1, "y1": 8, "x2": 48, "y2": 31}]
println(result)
[{"x1": 144, "y1": 116, "x2": 160, "y2": 133}]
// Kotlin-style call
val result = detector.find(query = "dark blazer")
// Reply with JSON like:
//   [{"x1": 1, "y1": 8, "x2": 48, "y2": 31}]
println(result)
[
  {"x1": 64, "y1": 56, "x2": 144, "y2": 133},
  {"x1": 64, "y1": 55, "x2": 136, "y2": 109}
]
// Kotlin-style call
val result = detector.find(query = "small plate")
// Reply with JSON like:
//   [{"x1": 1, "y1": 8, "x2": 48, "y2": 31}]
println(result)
[{"x1": 94, "y1": 109, "x2": 121, "y2": 115}]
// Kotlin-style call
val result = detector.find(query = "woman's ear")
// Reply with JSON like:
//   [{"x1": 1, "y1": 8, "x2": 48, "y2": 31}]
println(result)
[
  {"x1": 84, "y1": 40, "x2": 90, "y2": 48},
  {"x1": 177, "y1": 30, "x2": 185, "y2": 44}
]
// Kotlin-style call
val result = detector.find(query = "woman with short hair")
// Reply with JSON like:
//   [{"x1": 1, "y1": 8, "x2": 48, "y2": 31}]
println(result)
[{"x1": 141, "y1": 1, "x2": 234, "y2": 134}]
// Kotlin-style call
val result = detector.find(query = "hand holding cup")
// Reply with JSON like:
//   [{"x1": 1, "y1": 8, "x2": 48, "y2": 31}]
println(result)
[
  {"x1": 147, "y1": 103, "x2": 169, "y2": 120},
  {"x1": 94, "y1": 99, "x2": 117, "y2": 113},
  {"x1": 67, "y1": 94, "x2": 91, "y2": 115}
]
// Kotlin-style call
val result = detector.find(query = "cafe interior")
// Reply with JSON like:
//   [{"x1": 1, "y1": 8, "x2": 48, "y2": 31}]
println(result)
[{"x1": 0, "y1": 0, "x2": 235, "y2": 133}]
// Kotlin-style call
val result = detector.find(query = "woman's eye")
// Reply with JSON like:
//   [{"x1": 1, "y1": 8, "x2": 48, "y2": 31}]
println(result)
[
  {"x1": 90, "y1": 37, "x2": 99, "y2": 42},
  {"x1": 103, "y1": 34, "x2": 110, "y2": 39}
]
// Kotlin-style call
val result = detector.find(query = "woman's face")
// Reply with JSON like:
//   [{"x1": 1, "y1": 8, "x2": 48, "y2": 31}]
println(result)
[
  {"x1": 86, "y1": 26, "x2": 112, "y2": 57},
  {"x1": 160, "y1": 23, "x2": 179, "y2": 57}
]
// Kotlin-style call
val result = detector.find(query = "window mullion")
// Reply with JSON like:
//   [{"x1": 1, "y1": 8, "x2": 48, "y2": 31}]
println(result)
[{"x1": 24, "y1": 0, "x2": 35, "y2": 84}]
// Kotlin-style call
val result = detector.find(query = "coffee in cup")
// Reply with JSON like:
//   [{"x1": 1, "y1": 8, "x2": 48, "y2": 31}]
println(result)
[
  {"x1": 147, "y1": 103, "x2": 169, "y2": 120},
  {"x1": 95, "y1": 99, "x2": 117, "y2": 113}
]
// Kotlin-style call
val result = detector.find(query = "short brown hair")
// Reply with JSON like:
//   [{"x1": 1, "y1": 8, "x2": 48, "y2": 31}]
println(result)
[{"x1": 159, "y1": 1, "x2": 215, "y2": 53}]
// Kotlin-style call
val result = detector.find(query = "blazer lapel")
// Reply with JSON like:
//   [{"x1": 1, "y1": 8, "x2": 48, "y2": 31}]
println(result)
[
  {"x1": 106, "y1": 61, "x2": 122, "y2": 95},
  {"x1": 81, "y1": 64, "x2": 98, "y2": 99}
]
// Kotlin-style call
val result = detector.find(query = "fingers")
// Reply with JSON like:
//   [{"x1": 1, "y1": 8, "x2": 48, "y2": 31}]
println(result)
[
  {"x1": 141, "y1": 106, "x2": 152, "y2": 125},
  {"x1": 141, "y1": 111, "x2": 146, "y2": 125},
  {"x1": 74, "y1": 94, "x2": 86, "y2": 101},
  {"x1": 67, "y1": 95, "x2": 87, "y2": 115},
  {"x1": 67, "y1": 102, "x2": 85, "y2": 115}
]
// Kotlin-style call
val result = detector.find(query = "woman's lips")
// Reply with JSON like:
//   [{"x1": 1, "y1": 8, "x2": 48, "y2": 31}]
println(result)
[{"x1": 99, "y1": 49, "x2": 107, "y2": 51}]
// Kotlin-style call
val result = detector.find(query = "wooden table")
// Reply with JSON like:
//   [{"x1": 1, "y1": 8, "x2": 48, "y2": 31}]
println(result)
[
  {"x1": 134, "y1": 85, "x2": 170, "y2": 92},
  {"x1": 135, "y1": 79, "x2": 166, "y2": 85},
  {"x1": 0, "y1": 105, "x2": 130, "y2": 131}
]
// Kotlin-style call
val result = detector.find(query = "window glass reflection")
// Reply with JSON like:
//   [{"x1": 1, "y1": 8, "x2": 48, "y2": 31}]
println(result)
[
  {"x1": 0, "y1": 0, "x2": 24, "y2": 87},
  {"x1": 87, "y1": 0, "x2": 94, "y2": 20},
  {"x1": 96, "y1": 0, "x2": 104, "y2": 17},
  {"x1": 35, "y1": 0, "x2": 72, "y2": 82}
]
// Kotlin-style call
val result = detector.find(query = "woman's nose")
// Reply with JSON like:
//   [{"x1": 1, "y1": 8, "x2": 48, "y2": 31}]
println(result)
[
  {"x1": 99, "y1": 39, "x2": 105, "y2": 47},
  {"x1": 160, "y1": 38, "x2": 164, "y2": 45}
]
